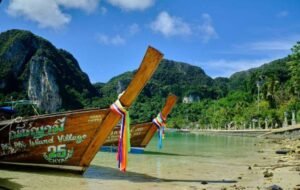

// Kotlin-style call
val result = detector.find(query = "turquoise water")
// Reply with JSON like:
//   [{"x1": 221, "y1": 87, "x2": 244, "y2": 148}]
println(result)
[
  {"x1": 146, "y1": 132, "x2": 258, "y2": 159},
  {"x1": 82, "y1": 132, "x2": 264, "y2": 189},
  {"x1": 0, "y1": 132, "x2": 268, "y2": 190}
]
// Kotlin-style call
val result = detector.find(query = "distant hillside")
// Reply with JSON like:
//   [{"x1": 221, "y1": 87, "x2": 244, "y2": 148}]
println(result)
[
  {"x1": 92, "y1": 59, "x2": 225, "y2": 122},
  {"x1": 0, "y1": 29, "x2": 99, "y2": 114},
  {"x1": 92, "y1": 45, "x2": 300, "y2": 126},
  {"x1": 0, "y1": 29, "x2": 299, "y2": 128},
  {"x1": 99, "y1": 59, "x2": 218, "y2": 100},
  {"x1": 228, "y1": 58, "x2": 290, "y2": 93}
]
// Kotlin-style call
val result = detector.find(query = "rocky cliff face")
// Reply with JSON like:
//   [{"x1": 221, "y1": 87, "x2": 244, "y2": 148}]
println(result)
[
  {"x1": 0, "y1": 29, "x2": 99, "y2": 113},
  {"x1": 27, "y1": 55, "x2": 62, "y2": 112},
  {"x1": 182, "y1": 94, "x2": 200, "y2": 103}
]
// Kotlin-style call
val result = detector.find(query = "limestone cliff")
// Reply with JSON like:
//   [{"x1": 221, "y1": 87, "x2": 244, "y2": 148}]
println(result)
[{"x1": 0, "y1": 29, "x2": 99, "y2": 113}]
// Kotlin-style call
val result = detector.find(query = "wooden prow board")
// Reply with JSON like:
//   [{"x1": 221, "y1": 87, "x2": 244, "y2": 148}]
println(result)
[
  {"x1": 103, "y1": 94, "x2": 178, "y2": 148},
  {"x1": 140, "y1": 94, "x2": 177, "y2": 147},
  {"x1": 79, "y1": 46, "x2": 163, "y2": 168}
]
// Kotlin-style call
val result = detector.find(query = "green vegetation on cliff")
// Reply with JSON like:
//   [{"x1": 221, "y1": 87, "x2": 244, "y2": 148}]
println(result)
[
  {"x1": 0, "y1": 29, "x2": 299, "y2": 128},
  {"x1": 0, "y1": 29, "x2": 99, "y2": 115},
  {"x1": 91, "y1": 43, "x2": 300, "y2": 128}
]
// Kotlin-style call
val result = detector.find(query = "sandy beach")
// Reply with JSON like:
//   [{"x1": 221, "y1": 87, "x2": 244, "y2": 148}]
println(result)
[{"x1": 0, "y1": 133, "x2": 299, "y2": 190}]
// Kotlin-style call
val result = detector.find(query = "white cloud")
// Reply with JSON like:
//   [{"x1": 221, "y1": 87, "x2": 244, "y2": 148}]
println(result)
[
  {"x1": 277, "y1": 11, "x2": 289, "y2": 18},
  {"x1": 100, "y1": 7, "x2": 108, "y2": 15},
  {"x1": 129, "y1": 23, "x2": 140, "y2": 35},
  {"x1": 7, "y1": 0, "x2": 71, "y2": 29},
  {"x1": 226, "y1": 37, "x2": 299, "y2": 57},
  {"x1": 150, "y1": 12, "x2": 218, "y2": 42},
  {"x1": 150, "y1": 11, "x2": 191, "y2": 37},
  {"x1": 248, "y1": 40, "x2": 295, "y2": 51},
  {"x1": 56, "y1": 0, "x2": 99, "y2": 12},
  {"x1": 196, "y1": 58, "x2": 274, "y2": 78},
  {"x1": 6, "y1": 0, "x2": 100, "y2": 29},
  {"x1": 198, "y1": 13, "x2": 218, "y2": 42},
  {"x1": 96, "y1": 34, "x2": 126, "y2": 45},
  {"x1": 106, "y1": 0, "x2": 154, "y2": 11}
]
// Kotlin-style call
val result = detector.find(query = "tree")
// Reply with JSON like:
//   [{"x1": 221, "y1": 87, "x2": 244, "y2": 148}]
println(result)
[{"x1": 288, "y1": 42, "x2": 300, "y2": 98}]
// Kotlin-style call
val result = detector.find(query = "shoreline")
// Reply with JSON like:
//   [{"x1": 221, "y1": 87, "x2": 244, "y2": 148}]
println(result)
[
  {"x1": 0, "y1": 131, "x2": 299, "y2": 190},
  {"x1": 174, "y1": 124, "x2": 300, "y2": 138}
]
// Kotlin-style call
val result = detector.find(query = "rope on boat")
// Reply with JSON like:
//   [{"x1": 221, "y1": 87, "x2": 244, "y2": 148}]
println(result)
[
  {"x1": 0, "y1": 116, "x2": 23, "y2": 132},
  {"x1": 0, "y1": 116, "x2": 23, "y2": 145},
  {"x1": 110, "y1": 92, "x2": 131, "y2": 172},
  {"x1": 152, "y1": 112, "x2": 166, "y2": 149}
]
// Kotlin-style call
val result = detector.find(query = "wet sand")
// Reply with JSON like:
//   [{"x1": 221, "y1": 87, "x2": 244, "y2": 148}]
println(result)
[{"x1": 0, "y1": 133, "x2": 299, "y2": 190}]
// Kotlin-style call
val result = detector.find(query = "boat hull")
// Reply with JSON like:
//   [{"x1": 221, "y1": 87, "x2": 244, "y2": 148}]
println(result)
[
  {"x1": 0, "y1": 46, "x2": 164, "y2": 172},
  {"x1": 0, "y1": 108, "x2": 109, "y2": 171},
  {"x1": 103, "y1": 122, "x2": 153, "y2": 148},
  {"x1": 100, "y1": 146, "x2": 145, "y2": 154},
  {"x1": 102, "y1": 122, "x2": 155, "y2": 154}
]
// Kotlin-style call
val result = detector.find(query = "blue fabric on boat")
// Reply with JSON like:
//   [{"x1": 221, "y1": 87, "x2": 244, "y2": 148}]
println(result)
[{"x1": 0, "y1": 106, "x2": 15, "y2": 114}]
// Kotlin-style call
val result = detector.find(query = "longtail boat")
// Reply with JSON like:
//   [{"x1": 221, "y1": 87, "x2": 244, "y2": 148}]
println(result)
[
  {"x1": 102, "y1": 94, "x2": 177, "y2": 153},
  {"x1": 0, "y1": 46, "x2": 163, "y2": 173}
]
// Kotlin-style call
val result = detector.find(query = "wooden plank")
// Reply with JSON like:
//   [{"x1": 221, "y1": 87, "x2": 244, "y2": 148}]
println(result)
[
  {"x1": 140, "y1": 94, "x2": 177, "y2": 147},
  {"x1": 79, "y1": 46, "x2": 163, "y2": 168},
  {"x1": 103, "y1": 122, "x2": 153, "y2": 147},
  {"x1": 0, "y1": 109, "x2": 108, "y2": 166}
]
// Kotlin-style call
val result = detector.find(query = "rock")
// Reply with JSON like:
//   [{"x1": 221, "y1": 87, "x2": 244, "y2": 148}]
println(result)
[
  {"x1": 293, "y1": 185, "x2": 300, "y2": 190},
  {"x1": 277, "y1": 159, "x2": 286, "y2": 163},
  {"x1": 182, "y1": 94, "x2": 200, "y2": 104},
  {"x1": 266, "y1": 185, "x2": 283, "y2": 190},
  {"x1": 0, "y1": 29, "x2": 99, "y2": 113},
  {"x1": 263, "y1": 170, "x2": 273, "y2": 178},
  {"x1": 275, "y1": 148, "x2": 292, "y2": 154},
  {"x1": 248, "y1": 166, "x2": 252, "y2": 170},
  {"x1": 28, "y1": 56, "x2": 62, "y2": 113}
]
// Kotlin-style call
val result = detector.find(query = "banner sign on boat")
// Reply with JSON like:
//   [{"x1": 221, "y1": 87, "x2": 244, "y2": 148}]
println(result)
[
  {"x1": 0, "y1": 116, "x2": 90, "y2": 164},
  {"x1": 43, "y1": 144, "x2": 74, "y2": 164},
  {"x1": 9, "y1": 118, "x2": 66, "y2": 140}
]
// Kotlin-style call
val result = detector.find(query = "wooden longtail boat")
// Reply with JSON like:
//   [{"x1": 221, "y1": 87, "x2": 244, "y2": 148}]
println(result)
[
  {"x1": 0, "y1": 46, "x2": 163, "y2": 173},
  {"x1": 102, "y1": 94, "x2": 177, "y2": 153}
]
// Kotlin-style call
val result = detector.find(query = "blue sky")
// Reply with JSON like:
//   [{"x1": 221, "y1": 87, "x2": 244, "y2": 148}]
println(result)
[{"x1": 1, "y1": 0, "x2": 300, "y2": 83}]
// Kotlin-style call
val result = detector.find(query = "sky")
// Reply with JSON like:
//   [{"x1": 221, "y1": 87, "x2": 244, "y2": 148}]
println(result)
[{"x1": 0, "y1": 0, "x2": 300, "y2": 83}]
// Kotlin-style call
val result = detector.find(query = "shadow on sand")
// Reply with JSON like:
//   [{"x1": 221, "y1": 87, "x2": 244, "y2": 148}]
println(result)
[
  {"x1": 0, "y1": 164, "x2": 237, "y2": 185},
  {"x1": 84, "y1": 165, "x2": 237, "y2": 184},
  {"x1": 0, "y1": 178, "x2": 24, "y2": 190}
]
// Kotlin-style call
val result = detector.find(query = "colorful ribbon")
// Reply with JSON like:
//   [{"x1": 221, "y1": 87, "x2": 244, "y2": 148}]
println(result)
[
  {"x1": 110, "y1": 99, "x2": 131, "y2": 172},
  {"x1": 152, "y1": 112, "x2": 166, "y2": 149}
]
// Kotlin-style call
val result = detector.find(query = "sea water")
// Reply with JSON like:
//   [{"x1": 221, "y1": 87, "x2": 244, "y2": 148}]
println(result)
[{"x1": 0, "y1": 132, "x2": 271, "y2": 190}]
